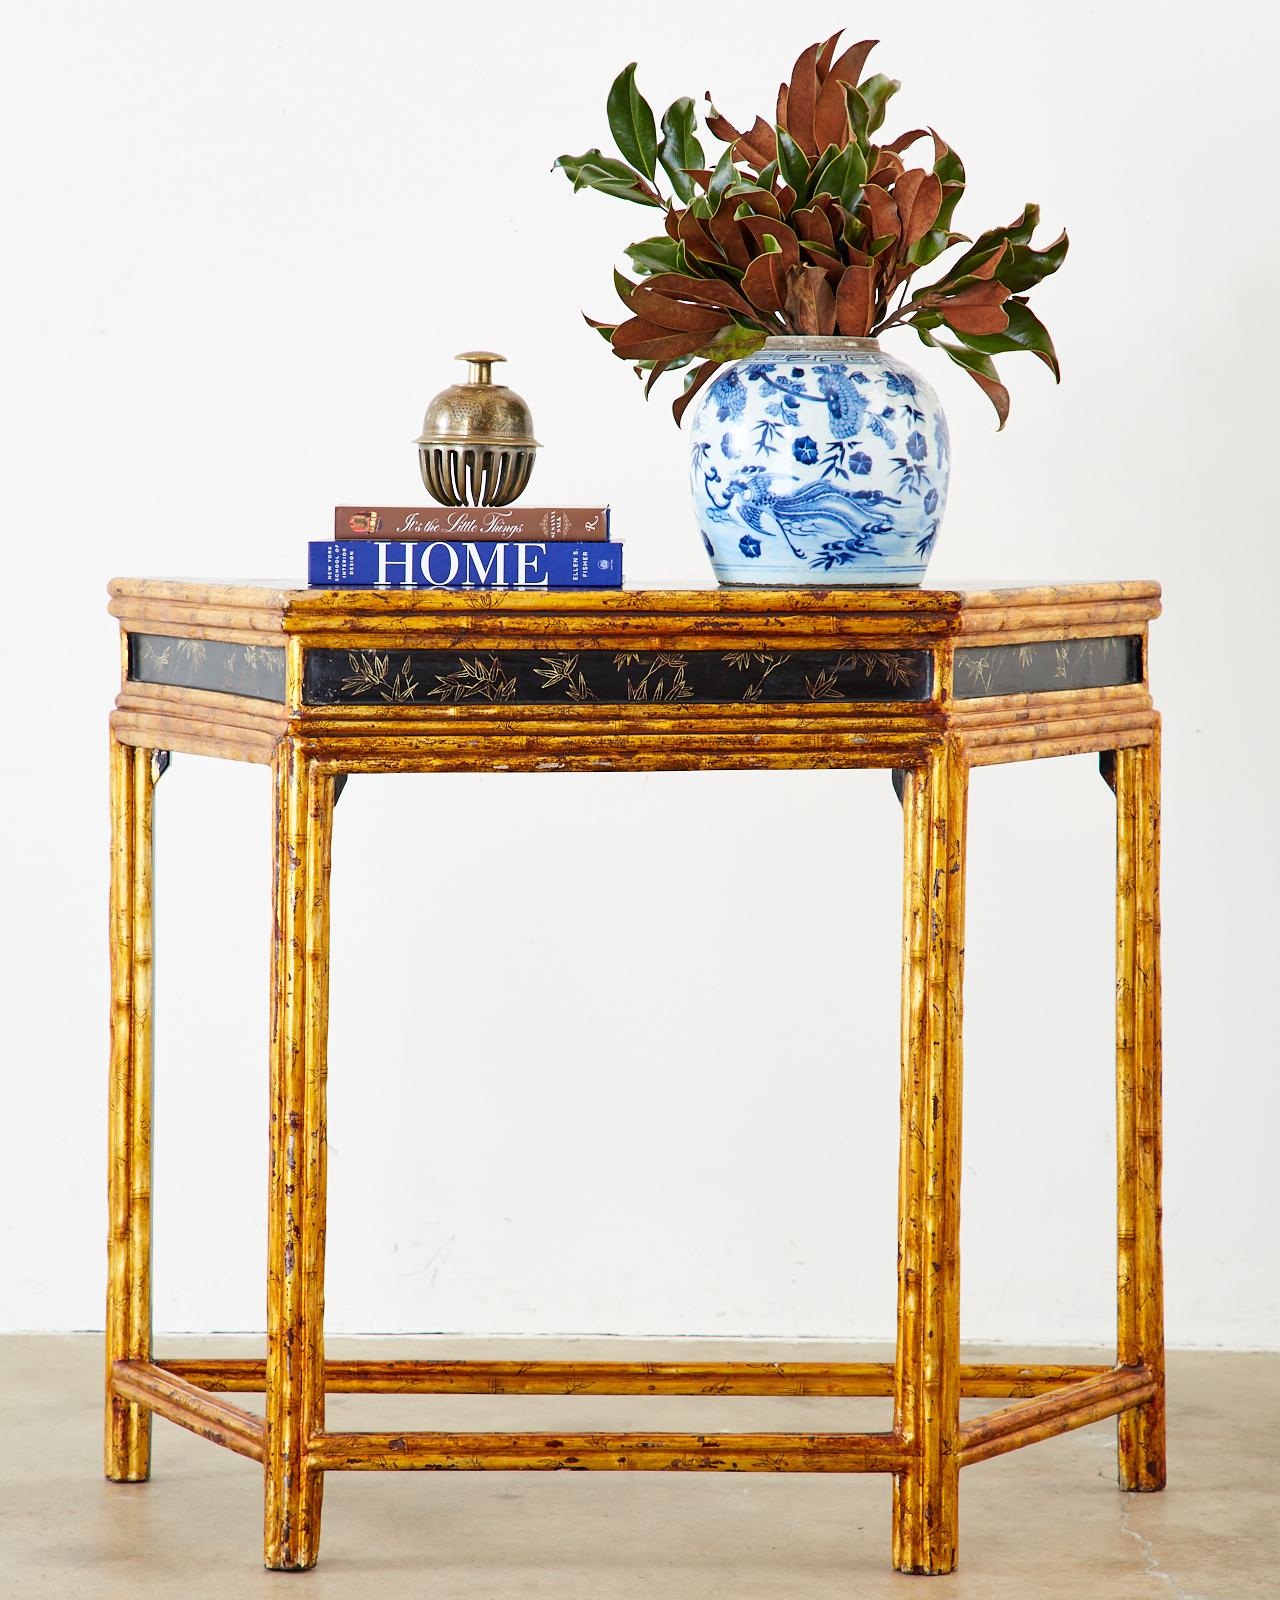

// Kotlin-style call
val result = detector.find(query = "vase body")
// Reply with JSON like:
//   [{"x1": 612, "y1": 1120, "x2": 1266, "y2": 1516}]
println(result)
[{"x1": 688, "y1": 336, "x2": 949, "y2": 586}]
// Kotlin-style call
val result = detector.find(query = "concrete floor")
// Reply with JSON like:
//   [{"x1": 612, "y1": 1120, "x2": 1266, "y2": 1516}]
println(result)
[{"x1": 1, "y1": 1337, "x2": 1275, "y2": 1599}]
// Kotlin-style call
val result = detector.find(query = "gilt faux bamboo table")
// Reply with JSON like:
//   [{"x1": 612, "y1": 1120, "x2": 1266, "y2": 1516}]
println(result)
[{"x1": 106, "y1": 578, "x2": 1164, "y2": 1576}]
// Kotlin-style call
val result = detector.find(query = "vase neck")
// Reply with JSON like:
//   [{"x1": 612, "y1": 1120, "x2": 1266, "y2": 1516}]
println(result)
[{"x1": 763, "y1": 335, "x2": 881, "y2": 354}]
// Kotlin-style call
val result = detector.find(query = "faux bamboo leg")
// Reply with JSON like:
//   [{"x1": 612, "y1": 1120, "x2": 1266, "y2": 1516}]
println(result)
[
  {"x1": 892, "y1": 741, "x2": 968, "y2": 1574},
  {"x1": 264, "y1": 744, "x2": 334, "y2": 1569},
  {"x1": 1114, "y1": 725, "x2": 1166, "y2": 1490},
  {"x1": 105, "y1": 735, "x2": 160, "y2": 1481}
]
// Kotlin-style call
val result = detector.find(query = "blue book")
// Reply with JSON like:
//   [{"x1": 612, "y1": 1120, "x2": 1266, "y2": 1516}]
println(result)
[{"x1": 309, "y1": 540, "x2": 622, "y2": 590}]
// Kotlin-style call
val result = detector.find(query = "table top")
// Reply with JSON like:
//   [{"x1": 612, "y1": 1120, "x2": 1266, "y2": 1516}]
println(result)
[
  {"x1": 108, "y1": 578, "x2": 1160, "y2": 774},
  {"x1": 109, "y1": 577, "x2": 1160, "y2": 628}
]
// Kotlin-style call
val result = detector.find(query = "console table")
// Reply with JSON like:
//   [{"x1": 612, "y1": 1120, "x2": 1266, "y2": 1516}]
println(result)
[{"x1": 105, "y1": 578, "x2": 1164, "y2": 1576}]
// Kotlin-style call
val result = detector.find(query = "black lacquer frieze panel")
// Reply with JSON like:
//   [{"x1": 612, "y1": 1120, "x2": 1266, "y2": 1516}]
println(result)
[
  {"x1": 953, "y1": 636, "x2": 1142, "y2": 699},
  {"x1": 128, "y1": 634, "x2": 286, "y2": 703},
  {"x1": 303, "y1": 648, "x2": 934, "y2": 706}
]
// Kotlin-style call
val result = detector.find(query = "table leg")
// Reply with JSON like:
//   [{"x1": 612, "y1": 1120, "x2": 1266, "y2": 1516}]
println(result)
[
  {"x1": 892, "y1": 741, "x2": 968, "y2": 1574},
  {"x1": 1114, "y1": 726, "x2": 1166, "y2": 1490},
  {"x1": 264, "y1": 743, "x2": 334, "y2": 1569},
  {"x1": 106, "y1": 735, "x2": 163, "y2": 1481}
]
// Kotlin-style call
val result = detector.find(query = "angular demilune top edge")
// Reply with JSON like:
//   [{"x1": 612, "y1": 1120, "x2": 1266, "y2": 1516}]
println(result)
[{"x1": 108, "y1": 578, "x2": 1160, "y2": 626}]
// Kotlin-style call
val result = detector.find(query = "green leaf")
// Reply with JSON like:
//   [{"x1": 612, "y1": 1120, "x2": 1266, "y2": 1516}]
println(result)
[
  {"x1": 607, "y1": 63, "x2": 658, "y2": 180},
  {"x1": 774, "y1": 126, "x2": 810, "y2": 192},
  {"x1": 707, "y1": 144, "x2": 737, "y2": 200},
  {"x1": 693, "y1": 322, "x2": 768, "y2": 361},
  {"x1": 554, "y1": 149, "x2": 662, "y2": 207},
  {"x1": 804, "y1": 143, "x2": 842, "y2": 203},
  {"x1": 556, "y1": 149, "x2": 637, "y2": 187},
  {"x1": 951, "y1": 299, "x2": 1061, "y2": 378},
  {"x1": 837, "y1": 143, "x2": 868, "y2": 206},
  {"x1": 1004, "y1": 203, "x2": 1041, "y2": 244},
  {"x1": 929, "y1": 240, "x2": 1008, "y2": 289},
  {"x1": 658, "y1": 97, "x2": 704, "y2": 203},
  {"x1": 858, "y1": 74, "x2": 900, "y2": 135},
  {"x1": 946, "y1": 204, "x2": 1041, "y2": 278},
  {"x1": 756, "y1": 159, "x2": 779, "y2": 191},
  {"x1": 613, "y1": 268, "x2": 638, "y2": 313},
  {"x1": 910, "y1": 177, "x2": 966, "y2": 265},
  {"x1": 843, "y1": 83, "x2": 871, "y2": 143},
  {"x1": 933, "y1": 143, "x2": 965, "y2": 188},
  {"x1": 918, "y1": 327, "x2": 1010, "y2": 428},
  {"x1": 673, "y1": 239, "x2": 707, "y2": 278},
  {"x1": 759, "y1": 232, "x2": 782, "y2": 253},
  {"x1": 625, "y1": 235, "x2": 684, "y2": 276},
  {"x1": 996, "y1": 232, "x2": 1069, "y2": 292}
]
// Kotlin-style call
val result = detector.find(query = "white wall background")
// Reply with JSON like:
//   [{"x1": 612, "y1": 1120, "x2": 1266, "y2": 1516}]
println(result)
[{"x1": 1, "y1": 1, "x2": 1275, "y2": 1349}]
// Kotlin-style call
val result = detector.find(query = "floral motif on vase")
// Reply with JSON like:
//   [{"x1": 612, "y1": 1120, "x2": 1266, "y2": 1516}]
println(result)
[{"x1": 689, "y1": 344, "x2": 950, "y2": 586}]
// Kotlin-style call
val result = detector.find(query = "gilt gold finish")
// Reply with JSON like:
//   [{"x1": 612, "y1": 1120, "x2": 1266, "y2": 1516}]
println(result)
[
  {"x1": 416, "y1": 350, "x2": 539, "y2": 507},
  {"x1": 106, "y1": 578, "x2": 1164, "y2": 1576}
]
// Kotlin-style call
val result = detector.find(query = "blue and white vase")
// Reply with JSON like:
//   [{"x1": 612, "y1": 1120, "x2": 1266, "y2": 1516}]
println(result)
[{"x1": 688, "y1": 336, "x2": 949, "y2": 586}]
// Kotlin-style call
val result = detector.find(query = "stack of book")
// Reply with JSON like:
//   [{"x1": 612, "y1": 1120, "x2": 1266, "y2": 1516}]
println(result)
[{"x1": 308, "y1": 505, "x2": 621, "y2": 591}]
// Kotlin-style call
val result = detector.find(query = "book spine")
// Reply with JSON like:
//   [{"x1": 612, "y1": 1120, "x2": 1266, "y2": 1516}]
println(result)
[
  {"x1": 335, "y1": 506, "x2": 611, "y2": 541},
  {"x1": 308, "y1": 541, "x2": 622, "y2": 590}
]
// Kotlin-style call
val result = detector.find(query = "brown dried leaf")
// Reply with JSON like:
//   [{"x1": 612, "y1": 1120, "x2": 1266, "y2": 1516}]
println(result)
[
  {"x1": 706, "y1": 204, "x2": 752, "y2": 269},
  {"x1": 784, "y1": 264, "x2": 836, "y2": 335},
  {"x1": 862, "y1": 184, "x2": 901, "y2": 246},
  {"x1": 643, "y1": 359, "x2": 671, "y2": 397},
  {"x1": 836, "y1": 263, "x2": 877, "y2": 336},
  {"x1": 815, "y1": 30, "x2": 842, "y2": 80},
  {"x1": 628, "y1": 285, "x2": 729, "y2": 334},
  {"x1": 946, "y1": 279, "x2": 1011, "y2": 307},
  {"x1": 611, "y1": 318, "x2": 710, "y2": 362},
  {"x1": 813, "y1": 74, "x2": 852, "y2": 152},
  {"x1": 741, "y1": 252, "x2": 787, "y2": 315},
  {"x1": 705, "y1": 107, "x2": 741, "y2": 145},
  {"x1": 782, "y1": 40, "x2": 822, "y2": 157},
  {"x1": 812, "y1": 38, "x2": 877, "y2": 152},
  {"x1": 937, "y1": 280, "x2": 1012, "y2": 336},
  {"x1": 905, "y1": 172, "x2": 942, "y2": 247},
  {"x1": 792, "y1": 205, "x2": 835, "y2": 254},
  {"x1": 825, "y1": 38, "x2": 878, "y2": 89},
  {"x1": 886, "y1": 128, "x2": 929, "y2": 155},
  {"x1": 962, "y1": 240, "x2": 1008, "y2": 281},
  {"x1": 941, "y1": 303, "x2": 1010, "y2": 336},
  {"x1": 803, "y1": 244, "x2": 846, "y2": 281},
  {"x1": 727, "y1": 185, "x2": 782, "y2": 219},
  {"x1": 868, "y1": 149, "x2": 905, "y2": 187},
  {"x1": 636, "y1": 272, "x2": 757, "y2": 319},
  {"x1": 737, "y1": 116, "x2": 778, "y2": 170},
  {"x1": 672, "y1": 359, "x2": 721, "y2": 426},
  {"x1": 893, "y1": 169, "x2": 926, "y2": 226},
  {"x1": 677, "y1": 208, "x2": 722, "y2": 263},
  {"x1": 813, "y1": 194, "x2": 847, "y2": 233},
  {"x1": 739, "y1": 215, "x2": 800, "y2": 271},
  {"x1": 960, "y1": 363, "x2": 1010, "y2": 427}
]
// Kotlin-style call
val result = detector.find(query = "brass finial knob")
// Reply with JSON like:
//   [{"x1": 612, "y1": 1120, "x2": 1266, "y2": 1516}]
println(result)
[
  {"x1": 456, "y1": 349, "x2": 504, "y2": 385},
  {"x1": 416, "y1": 351, "x2": 539, "y2": 506}
]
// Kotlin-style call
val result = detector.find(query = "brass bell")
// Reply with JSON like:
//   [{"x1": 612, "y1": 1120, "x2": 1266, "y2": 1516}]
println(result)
[{"x1": 416, "y1": 351, "x2": 540, "y2": 507}]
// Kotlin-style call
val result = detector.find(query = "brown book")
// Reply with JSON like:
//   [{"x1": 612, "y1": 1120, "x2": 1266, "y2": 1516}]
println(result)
[{"x1": 335, "y1": 506, "x2": 610, "y2": 541}]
